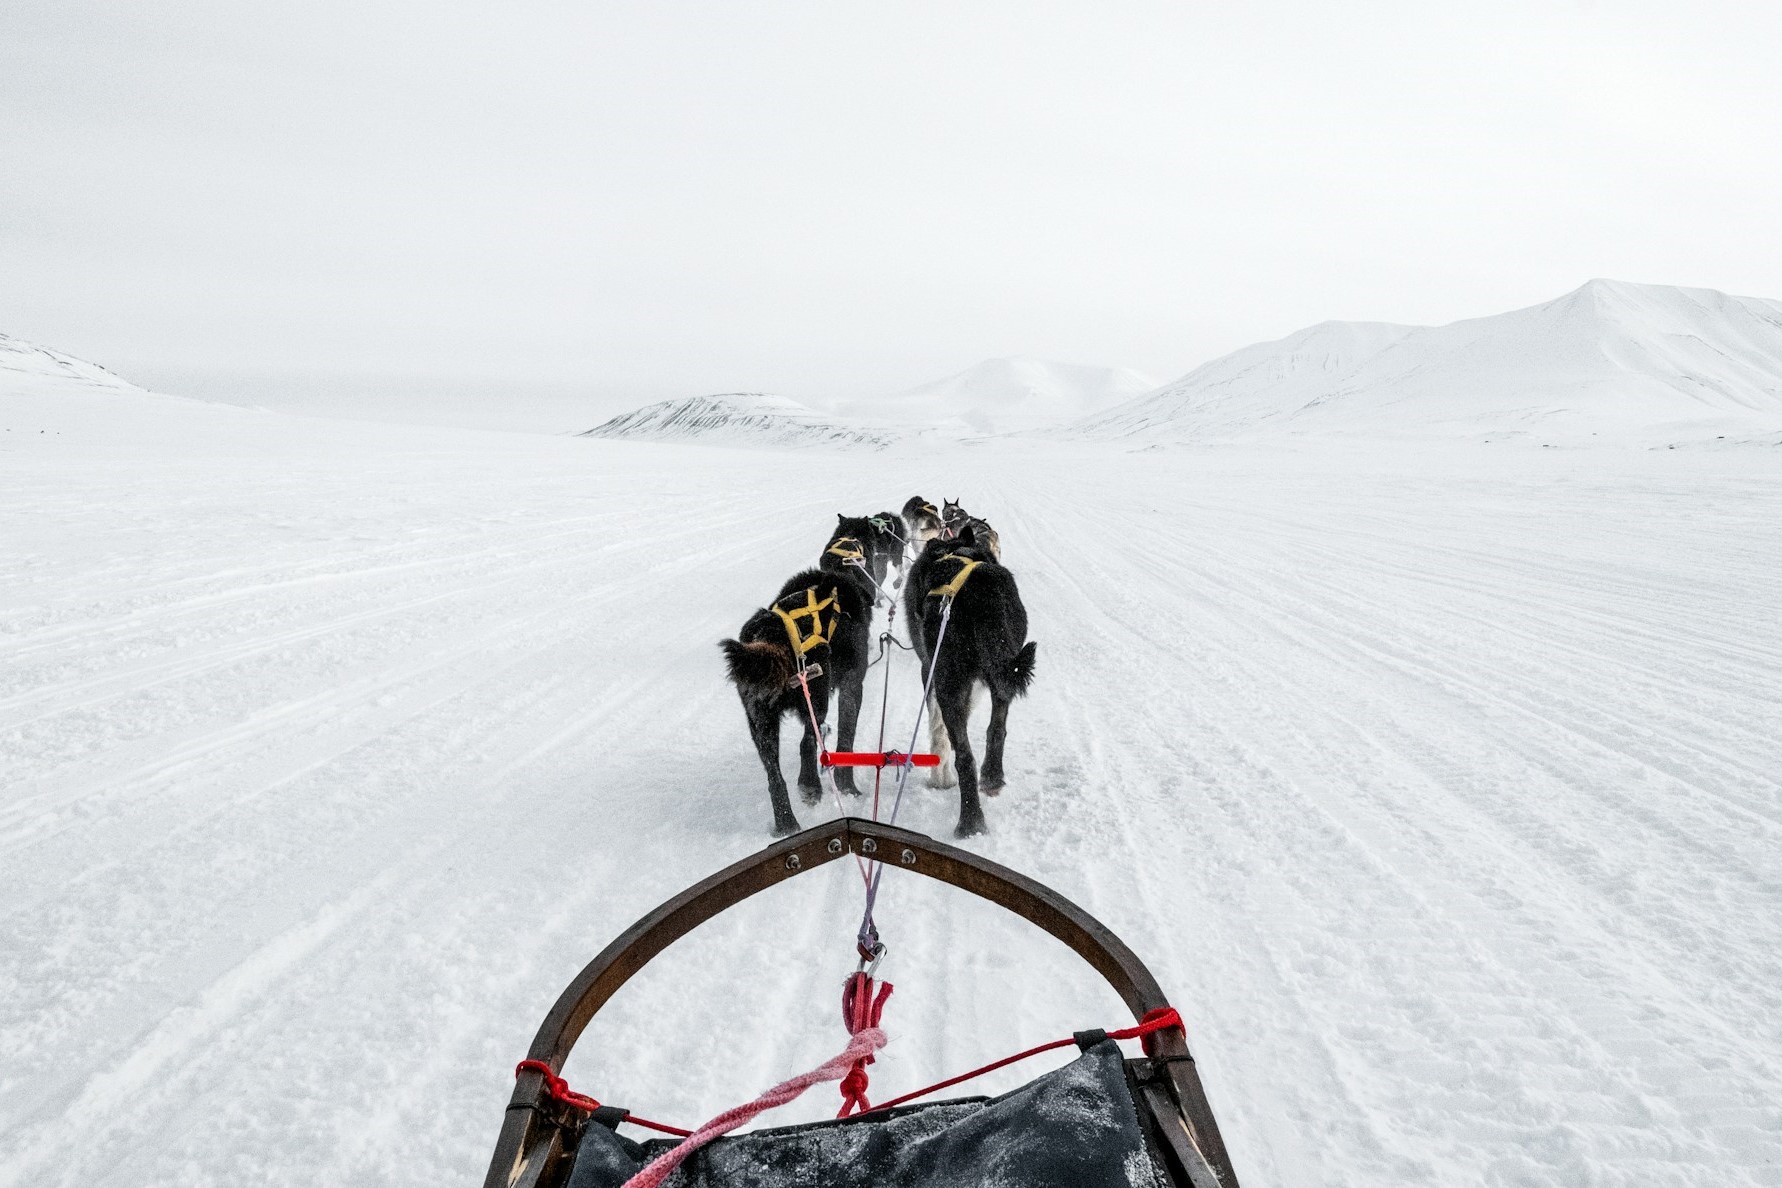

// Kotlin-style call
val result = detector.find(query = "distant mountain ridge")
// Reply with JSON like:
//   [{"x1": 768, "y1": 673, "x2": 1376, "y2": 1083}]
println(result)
[
  {"x1": 581, "y1": 357, "x2": 1159, "y2": 447},
  {"x1": 1074, "y1": 321, "x2": 1414, "y2": 440},
  {"x1": 578, "y1": 392, "x2": 899, "y2": 450},
  {"x1": 1074, "y1": 280, "x2": 1782, "y2": 445},
  {"x1": 831, "y1": 356, "x2": 1159, "y2": 435},
  {"x1": 0, "y1": 332, "x2": 138, "y2": 394},
  {"x1": 19, "y1": 281, "x2": 1778, "y2": 450}
]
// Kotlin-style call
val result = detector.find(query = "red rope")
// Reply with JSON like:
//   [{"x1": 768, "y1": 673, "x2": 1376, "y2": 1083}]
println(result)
[
  {"x1": 791, "y1": 667, "x2": 873, "y2": 896},
  {"x1": 513, "y1": 1006, "x2": 1181, "y2": 1139},
  {"x1": 836, "y1": 972, "x2": 894, "y2": 1117},
  {"x1": 619, "y1": 1028, "x2": 886, "y2": 1188},
  {"x1": 1125, "y1": 1005, "x2": 1185, "y2": 1056},
  {"x1": 864, "y1": 1006, "x2": 1183, "y2": 1115},
  {"x1": 514, "y1": 1060, "x2": 692, "y2": 1137}
]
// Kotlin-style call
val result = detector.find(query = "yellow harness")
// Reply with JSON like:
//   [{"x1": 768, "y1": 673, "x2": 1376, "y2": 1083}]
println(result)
[
  {"x1": 772, "y1": 586, "x2": 840, "y2": 656},
  {"x1": 928, "y1": 553, "x2": 982, "y2": 601},
  {"x1": 826, "y1": 536, "x2": 866, "y2": 564}
]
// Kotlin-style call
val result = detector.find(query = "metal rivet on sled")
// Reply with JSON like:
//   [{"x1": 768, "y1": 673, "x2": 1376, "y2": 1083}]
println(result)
[
  {"x1": 827, "y1": 838, "x2": 844, "y2": 855},
  {"x1": 860, "y1": 838, "x2": 878, "y2": 855},
  {"x1": 900, "y1": 848, "x2": 917, "y2": 866},
  {"x1": 785, "y1": 854, "x2": 801, "y2": 871}
]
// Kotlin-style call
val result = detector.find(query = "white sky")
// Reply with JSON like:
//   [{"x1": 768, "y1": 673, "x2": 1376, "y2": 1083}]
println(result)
[{"x1": 4, "y1": 0, "x2": 1780, "y2": 414}]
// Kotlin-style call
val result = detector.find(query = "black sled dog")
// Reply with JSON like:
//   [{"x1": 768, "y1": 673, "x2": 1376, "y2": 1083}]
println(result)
[
  {"x1": 832, "y1": 512, "x2": 905, "y2": 591},
  {"x1": 817, "y1": 521, "x2": 888, "y2": 792},
  {"x1": 904, "y1": 526, "x2": 1037, "y2": 836},
  {"x1": 720, "y1": 536, "x2": 877, "y2": 835}
]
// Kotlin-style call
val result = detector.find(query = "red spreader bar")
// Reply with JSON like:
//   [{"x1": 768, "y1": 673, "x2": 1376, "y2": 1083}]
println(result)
[{"x1": 821, "y1": 751, "x2": 941, "y2": 769}]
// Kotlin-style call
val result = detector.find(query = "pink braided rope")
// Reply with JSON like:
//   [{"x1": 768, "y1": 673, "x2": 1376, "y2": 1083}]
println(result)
[{"x1": 619, "y1": 1027, "x2": 887, "y2": 1188}]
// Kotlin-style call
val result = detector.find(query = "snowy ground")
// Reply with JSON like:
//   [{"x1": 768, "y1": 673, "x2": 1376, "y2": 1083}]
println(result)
[{"x1": 3, "y1": 391, "x2": 1780, "y2": 1186}]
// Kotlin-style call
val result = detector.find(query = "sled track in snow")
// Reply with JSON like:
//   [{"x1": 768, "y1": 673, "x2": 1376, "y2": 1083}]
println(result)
[{"x1": 2, "y1": 433, "x2": 1779, "y2": 1187}]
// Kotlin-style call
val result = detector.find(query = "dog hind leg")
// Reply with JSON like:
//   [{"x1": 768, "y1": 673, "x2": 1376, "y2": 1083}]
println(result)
[
  {"x1": 937, "y1": 687, "x2": 986, "y2": 837},
  {"x1": 927, "y1": 693, "x2": 956, "y2": 788},
  {"x1": 796, "y1": 710, "x2": 824, "y2": 806},
  {"x1": 980, "y1": 692, "x2": 1010, "y2": 794},
  {"x1": 834, "y1": 668, "x2": 864, "y2": 796},
  {"x1": 746, "y1": 700, "x2": 800, "y2": 836}
]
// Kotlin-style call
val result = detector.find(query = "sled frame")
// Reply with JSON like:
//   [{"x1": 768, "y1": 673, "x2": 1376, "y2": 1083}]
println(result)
[{"x1": 485, "y1": 817, "x2": 1239, "y2": 1188}]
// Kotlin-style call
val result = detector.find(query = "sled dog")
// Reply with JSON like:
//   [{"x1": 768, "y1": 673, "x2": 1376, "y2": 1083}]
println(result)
[
  {"x1": 720, "y1": 553, "x2": 875, "y2": 835},
  {"x1": 903, "y1": 525, "x2": 1036, "y2": 836},
  {"x1": 901, "y1": 497, "x2": 943, "y2": 547},
  {"x1": 940, "y1": 499, "x2": 1002, "y2": 561},
  {"x1": 828, "y1": 512, "x2": 904, "y2": 589}
]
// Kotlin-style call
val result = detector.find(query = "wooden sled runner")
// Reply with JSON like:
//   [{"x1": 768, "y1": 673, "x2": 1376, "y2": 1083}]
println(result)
[{"x1": 486, "y1": 818, "x2": 1240, "y2": 1188}]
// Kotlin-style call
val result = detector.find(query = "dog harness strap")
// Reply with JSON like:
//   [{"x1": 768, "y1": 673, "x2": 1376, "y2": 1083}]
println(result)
[
  {"x1": 773, "y1": 587, "x2": 838, "y2": 655},
  {"x1": 928, "y1": 554, "x2": 981, "y2": 600},
  {"x1": 826, "y1": 536, "x2": 865, "y2": 563}
]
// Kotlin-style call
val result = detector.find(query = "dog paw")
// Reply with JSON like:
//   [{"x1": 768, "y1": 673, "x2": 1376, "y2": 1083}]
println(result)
[{"x1": 954, "y1": 815, "x2": 988, "y2": 839}]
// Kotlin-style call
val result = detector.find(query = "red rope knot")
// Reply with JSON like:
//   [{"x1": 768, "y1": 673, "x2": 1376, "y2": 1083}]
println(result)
[
  {"x1": 1123, "y1": 1006, "x2": 1185, "y2": 1059},
  {"x1": 515, "y1": 1059, "x2": 602, "y2": 1114},
  {"x1": 836, "y1": 972, "x2": 893, "y2": 1117}
]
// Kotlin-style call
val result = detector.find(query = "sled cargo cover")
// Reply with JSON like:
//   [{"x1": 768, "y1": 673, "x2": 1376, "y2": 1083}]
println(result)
[{"x1": 566, "y1": 1038, "x2": 1159, "y2": 1188}]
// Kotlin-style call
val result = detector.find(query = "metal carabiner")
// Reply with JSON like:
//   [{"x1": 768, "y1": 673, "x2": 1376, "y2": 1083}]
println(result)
[{"x1": 856, "y1": 941, "x2": 886, "y2": 981}]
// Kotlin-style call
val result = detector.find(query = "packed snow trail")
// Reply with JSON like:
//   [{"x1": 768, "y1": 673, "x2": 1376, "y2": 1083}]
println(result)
[{"x1": 2, "y1": 396, "x2": 1780, "y2": 1186}]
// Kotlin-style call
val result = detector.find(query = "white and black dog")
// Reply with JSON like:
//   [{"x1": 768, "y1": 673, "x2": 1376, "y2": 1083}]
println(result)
[
  {"x1": 904, "y1": 524, "x2": 1036, "y2": 836},
  {"x1": 901, "y1": 496, "x2": 943, "y2": 547},
  {"x1": 720, "y1": 527, "x2": 878, "y2": 835}
]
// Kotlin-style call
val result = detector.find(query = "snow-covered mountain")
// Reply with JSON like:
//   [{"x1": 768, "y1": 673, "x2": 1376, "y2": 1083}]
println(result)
[
  {"x1": 579, "y1": 392, "x2": 899, "y2": 450},
  {"x1": 834, "y1": 357, "x2": 1159, "y2": 435},
  {"x1": 1072, "y1": 322, "x2": 1415, "y2": 441},
  {"x1": 0, "y1": 331, "x2": 138, "y2": 395},
  {"x1": 0, "y1": 331, "x2": 292, "y2": 458},
  {"x1": 1076, "y1": 281, "x2": 1782, "y2": 445},
  {"x1": 584, "y1": 359, "x2": 1158, "y2": 446}
]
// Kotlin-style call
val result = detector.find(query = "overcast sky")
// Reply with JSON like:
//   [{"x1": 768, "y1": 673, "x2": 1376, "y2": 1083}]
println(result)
[{"x1": 4, "y1": 0, "x2": 1780, "y2": 414}]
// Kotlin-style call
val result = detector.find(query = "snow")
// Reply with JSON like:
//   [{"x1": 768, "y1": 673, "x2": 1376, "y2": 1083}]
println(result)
[
  {"x1": 4, "y1": 341, "x2": 1782, "y2": 1187},
  {"x1": 831, "y1": 357, "x2": 1161, "y2": 436},
  {"x1": 1076, "y1": 280, "x2": 1782, "y2": 446},
  {"x1": 1070, "y1": 321, "x2": 1416, "y2": 442},
  {"x1": 0, "y1": 332, "x2": 140, "y2": 397}
]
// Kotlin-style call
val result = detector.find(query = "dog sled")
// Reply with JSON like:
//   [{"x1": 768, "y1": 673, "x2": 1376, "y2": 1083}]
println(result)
[{"x1": 486, "y1": 818, "x2": 1240, "y2": 1188}]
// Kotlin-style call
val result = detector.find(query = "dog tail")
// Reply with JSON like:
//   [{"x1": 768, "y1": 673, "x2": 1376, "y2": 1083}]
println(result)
[
  {"x1": 1006, "y1": 640, "x2": 1037, "y2": 697},
  {"x1": 720, "y1": 638, "x2": 793, "y2": 697}
]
